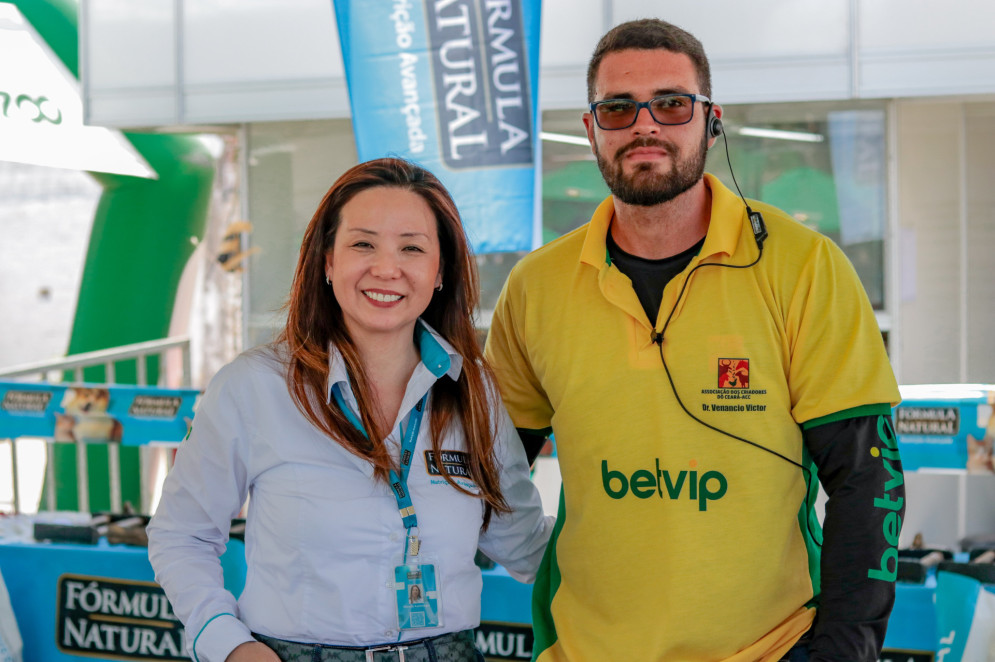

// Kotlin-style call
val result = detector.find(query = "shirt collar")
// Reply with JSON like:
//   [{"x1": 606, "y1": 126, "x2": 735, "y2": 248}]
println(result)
[
  {"x1": 325, "y1": 319, "x2": 463, "y2": 404},
  {"x1": 579, "y1": 173, "x2": 749, "y2": 268},
  {"x1": 699, "y1": 173, "x2": 748, "y2": 260},
  {"x1": 580, "y1": 196, "x2": 616, "y2": 269}
]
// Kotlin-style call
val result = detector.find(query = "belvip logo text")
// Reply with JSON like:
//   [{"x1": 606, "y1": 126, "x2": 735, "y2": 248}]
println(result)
[
  {"x1": 602, "y1": 460, "x2": 728, "y2": 511},
  {"x1": 868, "y1": 416, "x2": 905, "y2": 583}
]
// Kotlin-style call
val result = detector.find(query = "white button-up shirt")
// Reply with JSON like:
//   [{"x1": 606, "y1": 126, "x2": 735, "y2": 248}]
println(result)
[{"x1": 147, "y1": 322, "x2": 552, "y2": 662}]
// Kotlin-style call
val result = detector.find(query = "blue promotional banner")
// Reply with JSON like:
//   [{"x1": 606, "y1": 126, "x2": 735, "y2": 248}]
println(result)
[
  {"x1": 0, "y1": 381, "x2": 198, "y2": 446},
  {"x1": 332, "y1": 0, "x2": 542, "y2": 253},
  {"x1": 0, "y1": 540, "x2": 247, "y2": 662},
  {"x1": 894, "y1": 384, "x2": 995, "y2": 471},
  {"x1": 935, "y1": 570, "x2": 995, "y2": 661}
]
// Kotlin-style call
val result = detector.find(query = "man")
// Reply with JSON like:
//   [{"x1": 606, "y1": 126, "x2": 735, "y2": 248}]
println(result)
[{"x1": 484, "y1": 18, "x2": 904, "y2": 662}]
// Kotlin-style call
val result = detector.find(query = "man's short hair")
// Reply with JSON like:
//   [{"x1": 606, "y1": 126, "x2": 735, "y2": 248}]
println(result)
[{"x1": 587, "y1": 18, "x2": 712, "y2": 102}]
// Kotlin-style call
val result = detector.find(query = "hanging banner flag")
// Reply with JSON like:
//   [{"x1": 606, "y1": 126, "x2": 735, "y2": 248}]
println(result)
[
  {"x1": 332, "y1": 0, "x2": 541, "y2": 253},
  {"x1": 934, "y1": 570, "x2": 995, "y2": 661},
  {"x1": 0, "y1": 3, "x2": 156, "y2": 178}
]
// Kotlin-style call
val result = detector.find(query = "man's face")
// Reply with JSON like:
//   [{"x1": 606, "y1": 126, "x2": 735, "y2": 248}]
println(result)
[{"x1": 583, "y1": 49, "x2": 715, "y2": 207}]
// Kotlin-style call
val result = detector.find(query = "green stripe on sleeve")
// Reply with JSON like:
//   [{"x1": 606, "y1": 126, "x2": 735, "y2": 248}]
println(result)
[
  {"x1": 796, "y1": 444, "x2": 823, "y2": 608},
  {"x1": 530, "y1": 485, "x2": 567, "y2": 660},
  {"x1": 801, "y1": 403, "x2": 893, "y2": 431}
]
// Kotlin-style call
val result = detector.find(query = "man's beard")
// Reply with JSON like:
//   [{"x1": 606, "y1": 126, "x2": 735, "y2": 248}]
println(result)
[{"x1": 595, "y1": 136, "x2": 707, "y2": 207}]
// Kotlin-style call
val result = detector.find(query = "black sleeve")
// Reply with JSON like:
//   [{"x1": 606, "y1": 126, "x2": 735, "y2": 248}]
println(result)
[
  {"x1": 516, "y1": 427, "x2": 551, "y2": 466},
  {"x1": 803, "y1": 413, "x2": 906, "y2": 662}
]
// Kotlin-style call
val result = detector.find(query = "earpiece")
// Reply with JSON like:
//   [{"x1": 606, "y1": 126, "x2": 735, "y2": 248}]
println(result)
[{"x1": 707, "y1": 114, "x2": 723, "y2": 139}]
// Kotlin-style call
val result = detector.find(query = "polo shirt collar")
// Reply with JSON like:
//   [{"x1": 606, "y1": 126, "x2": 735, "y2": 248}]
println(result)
[
  {"x1": 325, "y1": 319, "x2": 463, "y2": 404},
  {"x1": 578, "y1": 173, "x2": 749, "y2": 268},
  {"x1": 699, "y1": 173, "x2": 748, "y2": 260},
  {"x1": 580, "y1": 196, "x2": 616, "y2": 269}
]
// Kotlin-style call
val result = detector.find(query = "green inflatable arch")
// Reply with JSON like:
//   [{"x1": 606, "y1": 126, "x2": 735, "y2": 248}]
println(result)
[{"x1": 14, "y1": 0, "x2": 215, "y2": 511}]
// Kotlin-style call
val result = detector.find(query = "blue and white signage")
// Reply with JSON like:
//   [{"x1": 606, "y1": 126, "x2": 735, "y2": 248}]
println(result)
[{"x1": 332, "y1": 0, "x2": 542, "y2": 253}]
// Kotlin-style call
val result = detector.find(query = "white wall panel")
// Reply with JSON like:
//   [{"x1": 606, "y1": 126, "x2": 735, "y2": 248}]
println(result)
[
  {"x1": 613, "y1": 0, "x2": 849, "y2": 59},
  {"x1": 183, "y1": 0, "x2": 341, "y2": 84},
  {"x1": 711, "y1": 56, "x2": 850, "y2": 104},
  {"x1": 964, "y1": 104, "x2": 995, "y2": 384},
  {"x1": 896, "y1": 102, "x2": 962, "y2": 385},
  {"x1": 539, "y1": 65, "x2": 587, "y2": 110},
  {"x1": 538, "y1": 0, "x2": 854, "y2": 106},
  {"x1": 80, "y1": 0, "x2": 995, "y2": 127},
  {"x1": 83, "y1": 0, "x2": 175, "y2": 88},
  {"x1": 535, "y1": 0, "x2": 604, "y2": 108},
  {"x1": 858, "y1": 1, "x2": 995, "y2": 98},
  {"x1": 860, "y1": 49, "x2": 995, "y2": 99},
  {"x1": 85, "y1": 91, "x2": 180, "y2": 128},
  {"x1": 182, "y1": 79, "x2": 350, "y2": 124},
  {"x1": 82, "y1": 0, "x2": 345, "y2": 126},
  {"x1": 539, "y1": 0, "x2": 603, "y2": 68},
  {"x1": 82, "y1": 0, "x2": 176, "y2": 125},
  {"x1": 894, "y1": 100, "x2": 995, "y2": 385},
  {"x1": 860, "y1": 0, "x2": 995, "y2": 51}
]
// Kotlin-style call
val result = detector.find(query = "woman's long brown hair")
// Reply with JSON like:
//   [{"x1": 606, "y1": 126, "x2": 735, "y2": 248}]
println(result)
[{"x1": 276, "y1": 158, "x2": 509, "y2": 526}]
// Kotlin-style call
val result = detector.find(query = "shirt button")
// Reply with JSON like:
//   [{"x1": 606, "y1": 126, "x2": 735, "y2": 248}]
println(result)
[
  {"x1": 385, "y1": 629, "x2": 396, "y2": 638},
  {"x1": 390, "y1": 532, "x2": 401, "y2": 542}
]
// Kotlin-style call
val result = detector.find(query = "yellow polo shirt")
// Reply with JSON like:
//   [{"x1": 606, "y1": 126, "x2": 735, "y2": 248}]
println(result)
[{"x1": 485, "y1": 174, "x2": 899, "y2": 662}]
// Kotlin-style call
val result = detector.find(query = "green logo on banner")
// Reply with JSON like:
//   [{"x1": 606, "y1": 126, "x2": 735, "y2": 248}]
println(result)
[{"x1": 0, "y1": 91, "x2": 62, "y2": 124}]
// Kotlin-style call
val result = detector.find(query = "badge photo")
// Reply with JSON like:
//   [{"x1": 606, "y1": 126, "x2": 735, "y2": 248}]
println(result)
[{"x1": 394, "y1": 562, "x2": 441, "y2": 630}]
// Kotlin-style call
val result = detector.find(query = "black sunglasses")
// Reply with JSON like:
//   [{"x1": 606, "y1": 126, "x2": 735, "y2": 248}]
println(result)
[{"x1": 589, "y1": 94, "x2": 711, "y2": 130}]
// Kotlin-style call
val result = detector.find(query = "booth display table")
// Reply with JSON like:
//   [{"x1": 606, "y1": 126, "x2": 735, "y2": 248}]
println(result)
[
  {"x1": 477, "y1": 566, "x2": 535, "y2": 661},
  {"x1": 4, "y1": 381, "x2": 992, "y2": 661},
  {"x1": 1, "y1": 379, "x2": 203, "y2": 660},
  {"x1": 0, "y1": 537, "x2": 246, "y2": 662},
  {"x1": 886, "y1": 580, "x2": 939, "y2": 656}
]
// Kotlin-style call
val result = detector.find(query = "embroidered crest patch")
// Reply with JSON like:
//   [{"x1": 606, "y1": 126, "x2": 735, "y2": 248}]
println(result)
[{"x1": 718, "y1": 358, "x2": 750, "y2": 389}]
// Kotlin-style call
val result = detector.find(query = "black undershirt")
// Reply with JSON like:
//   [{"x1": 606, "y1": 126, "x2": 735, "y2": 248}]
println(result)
[{"x1": 606, "y1": 232, "x2": 705, "y2": 324}]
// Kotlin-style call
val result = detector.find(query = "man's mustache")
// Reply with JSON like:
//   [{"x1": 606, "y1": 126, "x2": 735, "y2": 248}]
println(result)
[{"x1": 614, "y1": 137, "x2": 676, "y2": 160}]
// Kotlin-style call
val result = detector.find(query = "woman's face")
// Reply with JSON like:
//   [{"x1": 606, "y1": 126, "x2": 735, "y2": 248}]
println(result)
[{"x1": 325, "y1": 187, "x2": 442, "y2": 349}]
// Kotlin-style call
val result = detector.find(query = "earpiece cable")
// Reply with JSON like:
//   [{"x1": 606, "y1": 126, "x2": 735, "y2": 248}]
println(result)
[{"x1": 651, "y1": 123, "x2": 823, "y2": 547}]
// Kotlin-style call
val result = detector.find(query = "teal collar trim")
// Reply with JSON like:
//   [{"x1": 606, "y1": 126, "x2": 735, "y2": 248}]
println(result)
[
  {"x1": 325, "y1": 319, "x2": 460, "y2": 404},
  {"x1": 415, "y1": 321, "x2": 451, "y2": 378}
]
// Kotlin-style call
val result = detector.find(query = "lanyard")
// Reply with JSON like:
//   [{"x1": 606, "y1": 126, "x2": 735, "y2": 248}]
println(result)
[{"x1": 332, "y1": 384, "x2": 427, "y2": 550}]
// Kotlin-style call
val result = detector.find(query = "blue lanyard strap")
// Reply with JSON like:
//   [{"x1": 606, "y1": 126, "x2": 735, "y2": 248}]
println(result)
[{"x1": 332, "y1": 384, "x2": 427, "y2": 530}]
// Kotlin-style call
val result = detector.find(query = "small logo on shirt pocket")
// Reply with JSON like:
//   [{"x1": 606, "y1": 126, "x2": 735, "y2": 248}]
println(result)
[
  {"x1": 718, "y1": 358, "x2": 749, "y2": 388},
  {"x1": 424, "y1": 450, "x2": 472, "y2": 479}
]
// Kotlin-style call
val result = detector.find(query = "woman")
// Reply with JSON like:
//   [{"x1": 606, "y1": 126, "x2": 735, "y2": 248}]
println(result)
[{"x1": 147, "y1": 158, "x2": 553, "y2": 662}]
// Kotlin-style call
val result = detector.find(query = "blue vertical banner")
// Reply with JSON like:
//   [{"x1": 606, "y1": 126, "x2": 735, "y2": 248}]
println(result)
[
  {"x1": 935, "y1": 570, "x2": 995, "y2": 661},
  {"x1": 332, "y1": 0, "x2": 542, "y2": 253}
]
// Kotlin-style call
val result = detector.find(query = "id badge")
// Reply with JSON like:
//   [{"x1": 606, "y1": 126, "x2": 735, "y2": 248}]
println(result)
[{"x1": 394, "y1": 562, "x2": 441, "y2": 630}]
